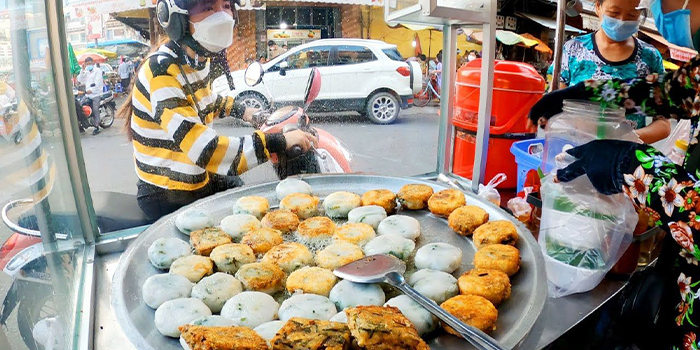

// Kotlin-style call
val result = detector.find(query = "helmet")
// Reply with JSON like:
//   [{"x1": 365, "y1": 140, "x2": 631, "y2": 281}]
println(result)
[{"x1": 156, "y1": 0, "x2": 239, "y2": 42}]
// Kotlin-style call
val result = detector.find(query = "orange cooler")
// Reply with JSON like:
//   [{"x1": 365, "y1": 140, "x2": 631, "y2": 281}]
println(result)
[{"x1": 452, "y1": 59, "x2": 545, "y2": 189}]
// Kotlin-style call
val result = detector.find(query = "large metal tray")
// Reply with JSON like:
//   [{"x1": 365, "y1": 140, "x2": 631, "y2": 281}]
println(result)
[{"x1": 112, "y1": 174, "x2": 547, "y2": 350}]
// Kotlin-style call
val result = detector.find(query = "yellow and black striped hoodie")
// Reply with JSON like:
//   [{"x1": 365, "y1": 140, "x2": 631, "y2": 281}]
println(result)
[{"x1": 130, "y1": 41, "x2": 284, "y2": 192}]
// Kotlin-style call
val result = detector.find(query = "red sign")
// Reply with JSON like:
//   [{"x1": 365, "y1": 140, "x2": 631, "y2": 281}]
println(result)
[
  {"x1": 670, "y1": 47, "x2": 698, "y2": 62},
  {"x1": 86, "y1": 14, "x2": 104, "y2": 41}
]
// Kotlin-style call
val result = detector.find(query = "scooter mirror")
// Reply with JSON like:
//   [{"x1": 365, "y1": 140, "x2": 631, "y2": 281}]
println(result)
[
  {"x1": 303, "y1": 67, "x2": 321, "y2": 110},
  {"x1": 244, "y1": 62, "x2": 265, "y2": 87}
]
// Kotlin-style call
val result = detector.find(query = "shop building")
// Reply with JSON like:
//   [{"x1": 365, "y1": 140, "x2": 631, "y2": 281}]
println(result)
[{"x1": 226, "y1": 0, "x2": 379, "y2": 70}]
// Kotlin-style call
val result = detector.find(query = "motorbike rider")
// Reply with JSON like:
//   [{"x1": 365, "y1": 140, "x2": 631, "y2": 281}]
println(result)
[
  {"x1": 119, "y1": 0, "x2": 317, "y2": 221},
  {"x1": 528, "y1": 1, "x2": 700, "y2": 349},
  {"x1": 76, "y1": 57, "x2": 104, "y2": 136}
]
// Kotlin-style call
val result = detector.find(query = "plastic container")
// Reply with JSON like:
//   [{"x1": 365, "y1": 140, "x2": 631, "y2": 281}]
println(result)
[
  {"x1": 541, "y1": 100, "x2": 638, "y2": 174},
  {"x1": 454, "y1": 59, "x2": 546, "y2": 134},
  {"x1": 510, "y1": 138, "x2": 544, "y2": 192},
  {"x1": 452, "y1": 59, "x2": 545, "y2": 189},
  {"x1": 669, "y1": 139, "x2": 689, "y2": 165},
  {"x1": 453, "y1": 128, "x2": 531, "y2": 189}
]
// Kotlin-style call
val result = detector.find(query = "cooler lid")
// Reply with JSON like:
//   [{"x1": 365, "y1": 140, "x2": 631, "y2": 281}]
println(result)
[{"x1": 457, "y1": 59, "x2": 545, "y2": 93}]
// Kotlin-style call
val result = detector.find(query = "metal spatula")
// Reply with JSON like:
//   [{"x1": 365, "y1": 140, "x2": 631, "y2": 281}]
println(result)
[{"x1": 334, "y1": 254, "x2": 506, "y2": 350}]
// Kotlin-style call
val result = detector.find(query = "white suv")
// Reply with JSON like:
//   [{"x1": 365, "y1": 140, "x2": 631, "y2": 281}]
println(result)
[{"x1": 213, "y1": 39, "x2": 423, "y2": 124}]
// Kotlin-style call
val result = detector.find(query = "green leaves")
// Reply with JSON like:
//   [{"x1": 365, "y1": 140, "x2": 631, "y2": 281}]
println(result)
[{"x1": 636, "y1": 150, "x2": 653, "y2": 163}]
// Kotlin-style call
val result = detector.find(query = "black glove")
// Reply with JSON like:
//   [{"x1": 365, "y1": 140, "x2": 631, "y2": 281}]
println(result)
[
  {"x1": 555, "y1": 139, "x2": 642, "y2": 195},
  {"x1": 529, "y1": 82, "x2": 586, "y2": 126},
  {"x1": 231, "y1": 100, "x2": 246, "y2": 119}
]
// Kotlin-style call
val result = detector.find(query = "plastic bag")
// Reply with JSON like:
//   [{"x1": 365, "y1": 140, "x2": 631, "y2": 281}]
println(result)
[
  {"x1": 539, "y1": 175, "x2": 637, "y2": 298},
  {"x1": 508, "y1": 187, "x2": 533, "y2": 223},
  {"x1": 659, "y1": 119, "x2": 691, "y2": 157},
  {"x1": 478, "y1": 173, "x2": 507, "y2": 206}
]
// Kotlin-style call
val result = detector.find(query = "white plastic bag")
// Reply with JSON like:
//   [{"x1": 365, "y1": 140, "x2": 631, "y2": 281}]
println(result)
[
  {"x1": 507, "y1": 187, "x2": 533, "y2": 223},
  {"x1": 478, "y1": 173, "x2": 507, "y2": 206},
  {"x1": 659, "y1": 119, "x2": 691, "y2": 157},
  {"x1": 539, "y1": 175, "x2": 636, "y2": 298}
]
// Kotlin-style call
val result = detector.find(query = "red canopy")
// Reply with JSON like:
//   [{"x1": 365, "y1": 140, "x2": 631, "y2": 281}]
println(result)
[{"x1": 77, "y1": 52, "x2": 106, "y2": 64}]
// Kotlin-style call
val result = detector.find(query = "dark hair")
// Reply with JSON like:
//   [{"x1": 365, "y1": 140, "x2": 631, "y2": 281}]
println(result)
[
  {"x1": 85, "y1": 57, "x2": 94, "y2": 63},
  {"x1": 595, "y1": 0, "x2": 648, "y2": 23},
  {"x1": 119, "y1": 36, "x2": 170, "y2": 140},
  {"x1": 418, "y1": 54, "x2": 426, "y2": 61},
  {"x1": 268, "y1": 40, "x2": 276, "y2": 46},
  {"x1": 436, "y1": 51, "x2": 442, "y2": 62}
]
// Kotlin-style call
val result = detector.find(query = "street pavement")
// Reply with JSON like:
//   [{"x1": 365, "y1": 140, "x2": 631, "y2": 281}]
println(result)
[{"x1": 79, "y1": 102, "x2": 442, "y2": 195}]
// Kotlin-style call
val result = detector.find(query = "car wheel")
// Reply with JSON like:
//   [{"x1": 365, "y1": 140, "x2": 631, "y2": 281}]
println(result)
[
  {"x1": 366, "y1": 92, "x2": 399, "y2": 124},
  {"x1": 239, "y1": 92, "x2": 268, "y2": 110}
]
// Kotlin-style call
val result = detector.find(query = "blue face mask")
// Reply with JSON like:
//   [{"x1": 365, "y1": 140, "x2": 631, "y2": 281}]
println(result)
[
  {"x1": 601, "y1": 15, "x2": 640, "y2": 42},
  {"x1": 86, "y1": 64, "x2": 94, "y2": 72},
  {"x1": 651, "y1": 0, "x2": 695, "y2": 49}
]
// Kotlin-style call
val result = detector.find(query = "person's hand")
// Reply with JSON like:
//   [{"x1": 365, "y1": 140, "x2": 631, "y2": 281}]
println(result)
[
  {"x1": 528, "y1": 82, "x2": 586, "y2": 129},
  {"x1": 243, "y1": 107, "x2": 258, "y2": 123},
  {"x1": 283, "y1": 129, "x2": 318, "y2": 151},
  {"x1": 554, "y1": 139, "x2": 643, "y2": 195}
]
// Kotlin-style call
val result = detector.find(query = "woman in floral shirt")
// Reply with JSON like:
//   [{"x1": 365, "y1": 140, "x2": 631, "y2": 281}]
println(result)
[
  {"x1": 529, "y1": 1, "x2": 700, "y2": 348},
  {"x1": 530, "y1": 50, "x2": 700, "y2": 350}
]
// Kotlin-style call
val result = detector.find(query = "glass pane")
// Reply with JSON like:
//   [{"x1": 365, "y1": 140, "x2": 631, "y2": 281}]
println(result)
[
  {"x1": 0, "y1": 0, "x2": 88, "y2": 349},
  {"x1": 280, "y1": 8, "x2": 295, "y2": 27},
  {"x1": 266, "y1": 8, "x2": 280, "y2": 28},
  {"x1": 284, "y1": 46, "x2": 332, "y2": 69},
  {"x1": 335, "y1": 45, "x2": 376, "y2": 65},
  {"x1": 297, "y1": 8, "x2": 311, "y2": 26},
  {"x1": 312, "y1": 8, "x2": 326, "y2": 26},
  {"x1": 382, "y1": 48, "x2": 405, "y2": 61}
]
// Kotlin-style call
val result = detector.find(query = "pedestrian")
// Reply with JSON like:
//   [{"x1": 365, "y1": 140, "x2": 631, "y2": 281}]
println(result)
[
  {"x1": 118, "y1": 56, "x2": 132, "y2": 92},
  {"x1": 434, "y1": 51, "x2": 443, "y2": 92},
  {"x1": 268, "y1": 40, "x2": 283, "y2": 59},
  {"x1": 407, "y1": 54, "x2": 427, "y2": 73},
  {"x1": 527, "y1": 1, "x2": 700, "y2": 348},
  {"x1": 76, "y1": 57, "x2": 103, "y2": 135},
  {"x1": 455, "y1": 48, "x2": 463, "y2": 70},
  {"x1": 467, "y1": 50, "x2": 479, "y2": 62}
]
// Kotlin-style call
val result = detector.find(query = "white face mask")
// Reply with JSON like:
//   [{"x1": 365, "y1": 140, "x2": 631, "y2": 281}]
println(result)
[{"x1": 190, "y1": 11, "x2": 235, "y2": 53}]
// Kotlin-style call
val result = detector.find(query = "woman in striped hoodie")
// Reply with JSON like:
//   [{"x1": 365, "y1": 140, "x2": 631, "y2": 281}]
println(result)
[{"x1": 119, "y1": 0, "x2": 317, "y2": 221}]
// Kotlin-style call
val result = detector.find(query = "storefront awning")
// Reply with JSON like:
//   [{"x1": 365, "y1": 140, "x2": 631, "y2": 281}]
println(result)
[
  {"x1": 641, "y1": 30, "x2": 698, "y2": 62},
  {"x1": 519, "y1": 33, "x2": 553, "y2": 54},
  {"x1": 516, "y1": 12, "x2": 586, "y2": 34},
  {"x1": 469, "y1": 30, "x2": 539, "y2": 47}
]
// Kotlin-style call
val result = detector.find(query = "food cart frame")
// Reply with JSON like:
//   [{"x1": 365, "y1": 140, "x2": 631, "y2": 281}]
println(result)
[{"x1": 6, "y1": 0, "x2": 629, "y2": 349}]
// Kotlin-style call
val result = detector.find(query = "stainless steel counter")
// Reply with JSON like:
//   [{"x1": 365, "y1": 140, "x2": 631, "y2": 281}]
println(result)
[{"x1": 93, "y1": 251, "x2": 628, "y2": 350}]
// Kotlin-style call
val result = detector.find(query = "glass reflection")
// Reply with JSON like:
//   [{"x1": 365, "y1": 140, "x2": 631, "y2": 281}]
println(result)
[{"x1": 0, "y1": 0, "x2": 86, "y2": 349}]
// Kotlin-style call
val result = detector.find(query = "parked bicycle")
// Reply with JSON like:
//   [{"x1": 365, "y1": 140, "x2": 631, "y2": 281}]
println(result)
[{"x1": 413, "y1": 73, "x2": 440, "y2": 107}]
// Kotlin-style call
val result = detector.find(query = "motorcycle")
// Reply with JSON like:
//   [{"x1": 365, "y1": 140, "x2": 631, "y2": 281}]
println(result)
[
  {"x1": 0, "y1": 192, "x2": 151, "y2": 350},
  {"x1": 242, "y1": 62, "x2": 353, "y2": 179},
  {"x1": 73, "y1": 87, "x2": 116, "y2": 132}
]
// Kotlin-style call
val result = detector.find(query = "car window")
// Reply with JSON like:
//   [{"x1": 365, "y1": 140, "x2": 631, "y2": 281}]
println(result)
[
  {"x1": 335, "y1": 45, "x2": 376, "y2": 65},
  {"x1": 272, "y1": 46, "x2": 332, "y2": 71},
  {"x1": 382, "y1": 48, "x2": 404, "y2": 62}
]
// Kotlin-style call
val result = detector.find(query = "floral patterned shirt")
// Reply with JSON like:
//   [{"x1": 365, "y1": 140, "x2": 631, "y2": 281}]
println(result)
[{"x1": 576, "y1": 54, "x2": 700, "y2": 350}]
